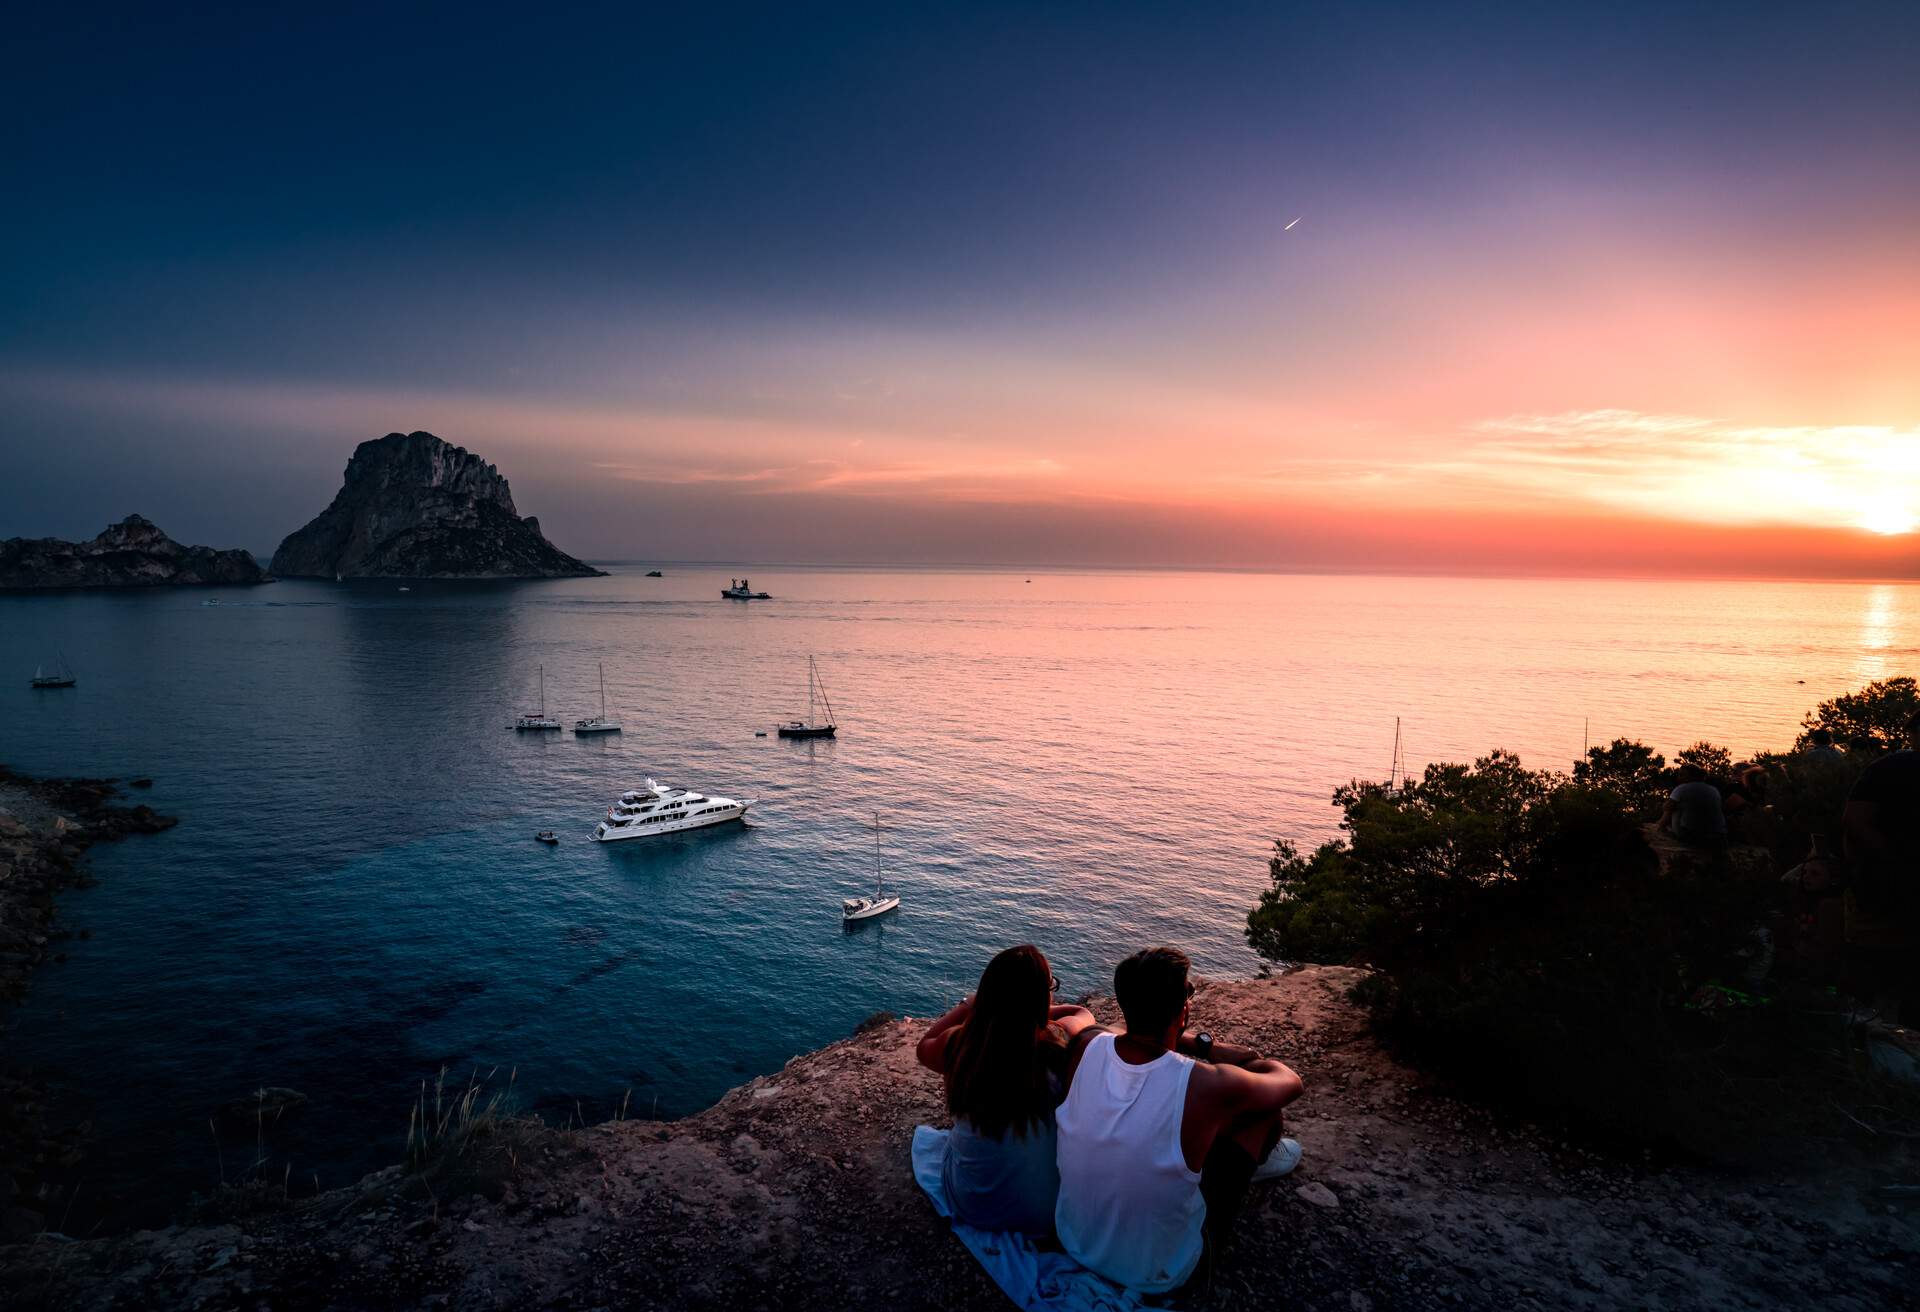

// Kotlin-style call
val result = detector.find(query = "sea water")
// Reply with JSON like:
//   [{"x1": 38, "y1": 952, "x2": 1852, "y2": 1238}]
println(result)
[{"x1": 1, "y1": 567, "x2": 1913, "y2": 1221}]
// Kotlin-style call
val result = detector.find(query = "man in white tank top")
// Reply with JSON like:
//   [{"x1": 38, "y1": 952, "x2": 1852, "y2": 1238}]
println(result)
[{"x1": 1054, "y1": 947, "x2": 1304, "y2": 1293}]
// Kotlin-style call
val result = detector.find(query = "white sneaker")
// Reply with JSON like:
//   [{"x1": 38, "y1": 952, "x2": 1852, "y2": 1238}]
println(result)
[{"x1": 1251, "y1": 1137, "x2": 1303, "y2": 1182}]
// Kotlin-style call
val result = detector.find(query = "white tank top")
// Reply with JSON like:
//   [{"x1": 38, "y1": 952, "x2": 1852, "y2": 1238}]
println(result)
[{"x1": 1053, "y1": 1033, "x2": 1204, "y2": 1292}]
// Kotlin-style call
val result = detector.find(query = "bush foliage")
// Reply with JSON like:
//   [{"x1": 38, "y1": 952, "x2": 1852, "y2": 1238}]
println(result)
[{"x1": 1246, "y1": 677, "x2": 1913, "y2": 1147}]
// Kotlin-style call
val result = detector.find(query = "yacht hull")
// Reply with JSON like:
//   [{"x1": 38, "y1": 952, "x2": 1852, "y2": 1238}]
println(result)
[
  {"x1": 776, "y1": 724, "x2": 836, "y2": 739},
  {"x1": 591, "y1": 803, "x2": 750, "y2": 842}
]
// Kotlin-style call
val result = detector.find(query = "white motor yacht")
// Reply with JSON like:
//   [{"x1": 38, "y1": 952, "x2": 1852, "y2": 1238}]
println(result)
[
  {"x1": 587, "y1": 779, "x2": 752, "y2": 841},
  {"x1": 591, "y1": 779, "x2": 753, "y2": 842}
]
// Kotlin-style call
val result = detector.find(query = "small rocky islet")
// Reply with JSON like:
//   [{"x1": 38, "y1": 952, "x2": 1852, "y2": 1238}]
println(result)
[
  {"x1": 0, "y1": 515, "x2": 267, "y2": 591},
  {"x1": 2, "y1": 430, "x2": 602, "y2": 590},
  {"x1": 270, "y1": 431, "x2": 603, "y2": 580}
]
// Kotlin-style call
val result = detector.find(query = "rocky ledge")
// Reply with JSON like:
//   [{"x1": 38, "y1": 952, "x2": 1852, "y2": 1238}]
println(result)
[
  {"x1": 0, "y1": 768, "x2": 177, "y2": 1243},
  {"x1": 270, "y1": 433, "x2": 604, "y2": 580},
  {"x1": 0, "y1": 517, "x2": 267, "y2": 591},
  {"x1": 2, "y1": 969, "x2": 1910, "y2": 1311}
]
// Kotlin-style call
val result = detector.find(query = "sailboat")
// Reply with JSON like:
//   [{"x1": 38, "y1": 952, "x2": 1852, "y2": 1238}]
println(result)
[
  {"x1": 29, "y1": 652, "x2": 76, "y2": 689},
  {"x1": 573, "y1": 662, "x2": 622, "y2": 735},
  {"x1": 514, "y1": 665, "x2": 562, "y2": 731},
  {"x1": 777, "y1": 656, "x2": 837, "y2": 739},
  {"x1": 842, "y1": 813, "x2": 900, "y2": 922}
]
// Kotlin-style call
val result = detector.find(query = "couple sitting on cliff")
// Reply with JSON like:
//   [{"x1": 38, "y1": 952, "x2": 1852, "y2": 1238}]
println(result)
[{"x1": 915, "y1": 944, "x2": 1304, "y2": 1295}]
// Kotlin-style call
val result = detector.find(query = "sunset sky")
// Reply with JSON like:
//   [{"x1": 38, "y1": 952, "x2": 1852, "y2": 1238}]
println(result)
[{"x1": 3, "y1": 2, "x2": 1917, "y2": 574}]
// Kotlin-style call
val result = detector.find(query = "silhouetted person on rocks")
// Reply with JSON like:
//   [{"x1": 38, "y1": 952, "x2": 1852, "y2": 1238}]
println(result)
[
  {"x1": 1843, "y1": 710, "x2": 1920, "y2": 1021},
  {"x1": 1661, "y1": 764, "x2": 1727, "y2": 845}
]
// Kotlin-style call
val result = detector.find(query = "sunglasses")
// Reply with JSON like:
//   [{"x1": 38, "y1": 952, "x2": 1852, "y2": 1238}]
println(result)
[
  {"x1": 1049, "y1": 974, "x2": 1060, "y2": 993},
  {"x1": 1185, "y1": 980, "x2": 1196, "y2": 999}
]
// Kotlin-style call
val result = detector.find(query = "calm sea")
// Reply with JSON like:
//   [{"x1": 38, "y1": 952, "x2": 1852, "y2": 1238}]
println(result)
[{"x1": 1, "y1": 567, "x2": 1914, "y2": 1222}]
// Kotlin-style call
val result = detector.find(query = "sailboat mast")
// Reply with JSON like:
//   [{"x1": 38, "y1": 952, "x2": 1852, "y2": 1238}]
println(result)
[
  {"x1": 599, "y1": 662, "x2": 607, "y2": 718},
  {"x1": 539, "y1": 664, "x2": 546, "y2": 715},
  {"x1": 808, "y1": 656, "x2": 816, "y2": 726}
]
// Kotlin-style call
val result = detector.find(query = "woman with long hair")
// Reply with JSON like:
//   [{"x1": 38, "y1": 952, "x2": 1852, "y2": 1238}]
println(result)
[{"x1": 916, "y1": 944, "x2": 1097, "y2": 1235}]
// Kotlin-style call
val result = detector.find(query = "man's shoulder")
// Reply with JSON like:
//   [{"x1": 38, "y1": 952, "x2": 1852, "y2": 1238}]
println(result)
[{"x1": 1854, "y1": 750, "x2": 1920, "y2": 798}]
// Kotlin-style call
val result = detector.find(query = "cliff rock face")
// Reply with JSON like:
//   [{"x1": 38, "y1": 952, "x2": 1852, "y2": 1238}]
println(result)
[
  {"x1": 270, "y1": 432, "x2": 604, "y2": 579},
  {"x1": 0, "y1": 515, "x2": 268, "y2": 590}
]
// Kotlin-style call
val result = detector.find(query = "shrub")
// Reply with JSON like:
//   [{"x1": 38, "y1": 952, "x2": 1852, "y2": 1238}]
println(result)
[
  {"x1": 1797, "y1": 675, "x2": 1919, "y2": 752},
  {"x1": 1571, "y1": 738, "x2": 1666, "y2": 817},
  {"x1": 1247, "y1": 750, "x2": 1774, "y2": 1146}
]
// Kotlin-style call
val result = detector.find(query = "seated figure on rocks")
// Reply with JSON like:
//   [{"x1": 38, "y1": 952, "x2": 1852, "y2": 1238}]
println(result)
[
  {"x1": 916, "y1": 945, "x2": 1097, "y2": 1236},
  {"x1": 1661, "y1": 764, "x2": 1728, "y2": 845},
  {"x1": 1053, "y1": 946, "x2": 1305, "y2": 1294}
]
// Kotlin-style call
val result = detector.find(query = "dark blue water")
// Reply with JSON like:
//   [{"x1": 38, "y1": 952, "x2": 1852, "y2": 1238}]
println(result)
[{"x1": 1, "y1": 567, "x2": 1912, "y2": 1222}]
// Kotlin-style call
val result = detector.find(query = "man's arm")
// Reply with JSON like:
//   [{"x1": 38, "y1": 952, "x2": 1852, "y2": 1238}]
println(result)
[
  {"x1": 1177, "y1": 1028, "x2": 1260, "y2": 1068},
  {"x1": 1212, "y1": 1057, "x2": 1305, "y2": 1117},
  {"x1": 915, "y1": 996, "x2": 973, "y2": 1074},
  {"x1": 1050, "y1": 1003, "x2": 1099, "y2": 1041}
]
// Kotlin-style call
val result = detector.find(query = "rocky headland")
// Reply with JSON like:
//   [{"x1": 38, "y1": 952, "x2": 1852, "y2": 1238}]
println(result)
[
  {"x1": 0, "y1": 517, "x2": 268, "y2": 591},
  {"x1": 0, "y1": 768, "x2": 176, "y2": 1243},
  {"x1": 270, "y1": 433, "x2": 604, "y2": 580},
  {"x1": 2, "y1": 968, "x2": 1909, "y2": 1311}
]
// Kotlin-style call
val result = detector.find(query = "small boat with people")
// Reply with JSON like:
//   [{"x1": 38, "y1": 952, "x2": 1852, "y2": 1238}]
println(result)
[
  {"x1": 574, "y1": 662, "x2": 622, "y2": 735},
  {"x1": 514, "y1": 664, "x2": 562, "y2": 731},
  {"x1": 843, "y1": 813, "x2": 900, "y2": 922},
  {"x1": 777, "y1": 655, "x2": 837, "y2": 739},
  {"x1": 535, "y1": 830, "x2": 559, "y2": 844},
  {"x1": 721, "y1": 577, "x2": 771, "y2": 599},
  {"x1": 646, "y1": 570, "x2": 663, "y2": 577},
  {"x1": 591, "y1": 779, "x2": 753, "y2": 842},
  {"x1": 29, "y1": 653, "x2": 76, "y2": 689}
]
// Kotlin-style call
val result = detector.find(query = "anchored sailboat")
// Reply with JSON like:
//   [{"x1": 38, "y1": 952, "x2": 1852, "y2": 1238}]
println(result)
[
  {"x1": 574, "y1": 662, "x2": 622, "y2": 735},
  {"x1": 842, "y1": 813, "x2": 900, "y2": 922},
  {"x1": 514, "y1": 664, "x2": 562, "y2": 731},
  {"x1": 777, "y1": 656, "x2": 837, "y2": 739},
  {"x1": 29, "y1": 652, "x2": 76, "y2": 689}
]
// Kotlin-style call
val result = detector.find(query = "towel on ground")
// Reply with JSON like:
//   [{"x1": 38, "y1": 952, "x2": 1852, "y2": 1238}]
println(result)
[{"x1": 912, "y1": 1124, "x2": 1148, "y2": 1312}]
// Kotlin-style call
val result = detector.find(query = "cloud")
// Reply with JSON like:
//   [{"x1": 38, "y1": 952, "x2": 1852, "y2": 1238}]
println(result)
[{"x1": 1252, "y1": 409, "x2": 1920, "y2": 533}]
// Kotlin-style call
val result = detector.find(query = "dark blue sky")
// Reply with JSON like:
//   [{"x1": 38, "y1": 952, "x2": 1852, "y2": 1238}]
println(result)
[{"x1": 4, "y1": 2, "x2": 1917, "y2": 568}]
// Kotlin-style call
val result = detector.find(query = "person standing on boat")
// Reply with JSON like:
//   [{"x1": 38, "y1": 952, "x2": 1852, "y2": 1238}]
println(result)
[
  {"x1": 916, "y1": 946, "x2": 1096, "y2": 1236},
  {"x1": 1052, "y1": 946, "x2": 1304, "y2": 1294}
]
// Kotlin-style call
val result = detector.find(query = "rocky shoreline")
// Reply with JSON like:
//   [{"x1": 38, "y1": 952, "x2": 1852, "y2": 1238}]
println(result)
[
  {"x1": 2, "y1": 966, "x2": 1911, "y2": 1310},
  {"x1": 0, "y1": 767, "x2": 177, "y2": 1242}
]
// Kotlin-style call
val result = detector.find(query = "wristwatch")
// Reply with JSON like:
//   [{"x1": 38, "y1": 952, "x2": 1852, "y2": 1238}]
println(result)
[{"x1": 1194, "y1": 1031, "x2": 1214, "y2": 1060}]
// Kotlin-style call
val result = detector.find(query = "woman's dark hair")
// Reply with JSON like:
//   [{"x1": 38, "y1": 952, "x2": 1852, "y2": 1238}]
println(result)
[{"x1": 945, "y1": 945, "x2": 1063, "y2": 1139}]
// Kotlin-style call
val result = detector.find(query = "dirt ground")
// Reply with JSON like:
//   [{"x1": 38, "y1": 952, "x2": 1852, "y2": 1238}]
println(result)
[{"x1": 2, "y1": 966, "x2": 1915, "y2": 1311}]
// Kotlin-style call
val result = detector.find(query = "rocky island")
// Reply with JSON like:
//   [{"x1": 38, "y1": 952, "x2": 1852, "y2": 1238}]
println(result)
[
  {"x1": 270, "y1": 432, "x2": 604, "y2": 579},
  {"x1": 0, "y1": 516, "x2": 268, "y2": 591}
]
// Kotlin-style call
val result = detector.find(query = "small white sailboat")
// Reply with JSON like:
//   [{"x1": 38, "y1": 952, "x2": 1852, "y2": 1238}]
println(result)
[
  {"x1": 514, "y1": 665, "x2": 562, "y2": 731},
  {"x1": 843, "y1": 813, "x2": 900, "y2": 923},
  {"x1": 574, "y1": 662, "x2": 622, "y2": 735}
]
